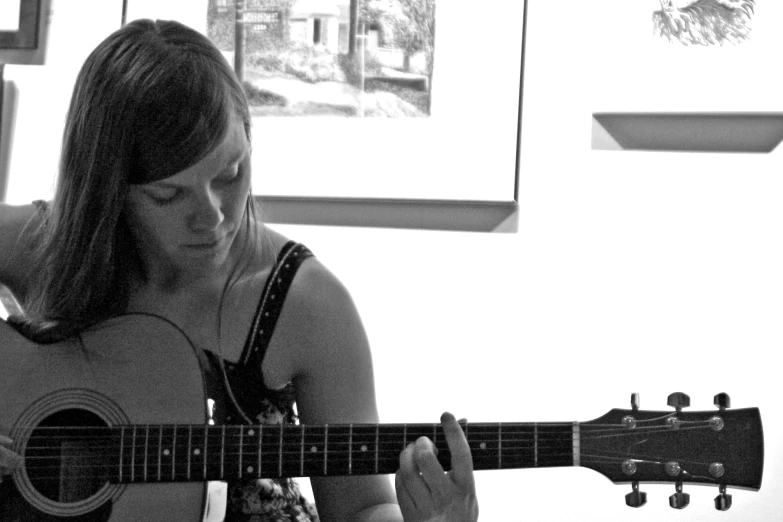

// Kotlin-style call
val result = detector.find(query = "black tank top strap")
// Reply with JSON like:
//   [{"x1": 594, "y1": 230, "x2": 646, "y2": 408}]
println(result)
[{"x1": 238, "y1": 240, "x2": 314, "y2": 371}]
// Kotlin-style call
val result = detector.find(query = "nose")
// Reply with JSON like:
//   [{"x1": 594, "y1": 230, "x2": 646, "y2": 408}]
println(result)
[{"x1": 189, "y1": 186, "x2": 224, "y2": 232}]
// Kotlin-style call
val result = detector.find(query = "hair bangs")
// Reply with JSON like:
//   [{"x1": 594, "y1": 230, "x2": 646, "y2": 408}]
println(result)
[{"x1": 128, "y1": 53, "x2": 233, "y2": 184}]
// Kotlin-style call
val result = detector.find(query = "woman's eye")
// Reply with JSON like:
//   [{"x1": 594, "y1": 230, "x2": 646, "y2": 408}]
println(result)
[
  {"x1": 219, "y1": 164, "x2": 243, "y2": 183},
  {"x1": 149, "y1": 190, "x2": 180, "y2": 205}
]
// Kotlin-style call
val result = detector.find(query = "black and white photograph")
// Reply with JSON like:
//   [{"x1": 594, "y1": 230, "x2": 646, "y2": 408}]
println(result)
[
  {"x1": 1, "y1": 1, "x2": 781, "y2": 521},
  {"x1": 209, "y1": 0, "x2": 436, "y2": 118}
]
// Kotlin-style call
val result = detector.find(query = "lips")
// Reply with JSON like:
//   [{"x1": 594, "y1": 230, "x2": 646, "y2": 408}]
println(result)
[{"x1": 185, "y1": 235, "x2": 225, "y2": 250}]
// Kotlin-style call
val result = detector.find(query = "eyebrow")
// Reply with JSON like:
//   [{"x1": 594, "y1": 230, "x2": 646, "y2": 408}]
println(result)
[{"x1": 146, "y1": 146, "x2": 247, "y2": 190}]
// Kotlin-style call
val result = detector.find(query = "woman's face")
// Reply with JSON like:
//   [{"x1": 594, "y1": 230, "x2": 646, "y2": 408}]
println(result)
[{"x1": 125, "y1": 115, "x2": 252, "y2": 285}]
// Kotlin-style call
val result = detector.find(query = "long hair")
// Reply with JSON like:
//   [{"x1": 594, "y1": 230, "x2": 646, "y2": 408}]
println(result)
[{"x1": 19, "y1": 19, "x2": 254, "y2": 342}]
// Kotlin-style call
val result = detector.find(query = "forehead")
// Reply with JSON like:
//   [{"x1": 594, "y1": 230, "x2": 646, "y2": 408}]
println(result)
[{"x1": 150, "y1": 117, "x2": 248, "y2": 186}]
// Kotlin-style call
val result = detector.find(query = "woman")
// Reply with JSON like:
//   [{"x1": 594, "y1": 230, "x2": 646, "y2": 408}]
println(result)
[{"x1": 0, "y1": 19, "x2": 478, "y2": 521}]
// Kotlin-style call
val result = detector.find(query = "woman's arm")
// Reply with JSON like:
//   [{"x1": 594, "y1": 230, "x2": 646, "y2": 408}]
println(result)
[
  {"x1": 0, "y1": 203, "x2": 41, "y2": 302},
  {"x1": 270, "y1": 257, "x2": 477, "y2": 522}
]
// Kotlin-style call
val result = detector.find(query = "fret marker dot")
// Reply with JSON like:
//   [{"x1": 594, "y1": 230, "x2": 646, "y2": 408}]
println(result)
[
  {"x1": 248, "y1": 429, "x2": 255, "y2": 437},
  {"x1": 194, "y1": 449, "x2": 201, "y2": 456},
  {"x1": 311, "y1": 446, "x2": 318, "y2": 453},
  {"x1": 479, "y1": 443, "x2": 487, "y2": 450},
  {"x1": 361, "y1": 444, "x2": 368, "y2": 452},
  {"x1": 163, "y1": 449, "x2": 170, "y2": 456},
  {"x1": 247, "y1": 466, "x2": 254, "y2": 473}
]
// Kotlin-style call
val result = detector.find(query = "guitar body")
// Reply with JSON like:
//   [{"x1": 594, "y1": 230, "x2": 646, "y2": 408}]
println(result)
[{"x1": 0, "y1": 315, "x2": 212, "y2": 522}]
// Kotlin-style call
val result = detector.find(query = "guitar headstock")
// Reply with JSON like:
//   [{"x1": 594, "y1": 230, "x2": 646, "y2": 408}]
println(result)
[{"x1": 581, "y1": 393, "x2": 763, "y2": 510}]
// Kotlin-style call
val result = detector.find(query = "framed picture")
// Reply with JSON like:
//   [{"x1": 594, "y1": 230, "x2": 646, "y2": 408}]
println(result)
[
  {"x1": 0, "y1": 0, "x2": 41, "y2": 49},
  {"x1": 125, "y1": 0, "x2": 527, "y2": 231},
  {"x1": 590, "y1": 1, "x2": 783, "y2": 153}
]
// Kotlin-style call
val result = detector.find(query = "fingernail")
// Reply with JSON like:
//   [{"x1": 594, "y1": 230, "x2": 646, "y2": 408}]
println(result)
[{"x1": 0, "y1": 435, "x2": 12, "y2": 444}]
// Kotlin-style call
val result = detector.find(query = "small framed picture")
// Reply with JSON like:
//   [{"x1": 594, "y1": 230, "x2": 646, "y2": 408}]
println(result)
[{"x1": 0, "y1": 0, "x2": 41, "y2": 50}]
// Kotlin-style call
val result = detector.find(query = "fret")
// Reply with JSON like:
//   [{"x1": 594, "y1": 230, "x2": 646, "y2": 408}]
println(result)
[
  {"x1": 540, "y1": 423, "x2": 574, "y2": 468},
  {"x1": 187, "y1": 425, "x2": 193, "y2": 480},
  {"x1": 188, "y1": 425, "x2": 206, "y2": 481},
  {"x1": 278, "y1": 424, "x2": 283, "y2": 477},
  {"x1": 485, "y1": 423, "x2": 534, "y2": 470},
  {"x1": 222, "y1": 425, "x2": 242, "y2": 480},
  {"x1": 498, "y1": 422, "x2": 502, "y2": 470},
  {"x1": 468, "y1": 423, "x2": 499, "y2": 471},
  {"x1": 238, "y1": 426, "x2": 244, "y2": 479},
  {"x1": 350, "y1": 425, "x2": 378, "y2": 476},
  {"x1": 157, "y1": 425, "x2": 176, "y2": 482},
  {"x1": 238, "y1": 426, "x2": 259, "y2": 479},
  {"x1": 205, "y1": 424, "x2": 223, "y2": 480},
  {"x1": 302, "y1": 425, "x2": 325, "y2": 477},
  {"x1": 348, "y1": 424, "x2": 353, "y2": 474},
  {"x1": 281, "y1": 423, "x2": 304, "y2": 477},
  {"x1": 374, "y1": 424, "x2": 379, "y2": 475},
  {"x1": 377, "y1": 425, "x2": 406, "y2": 475},
  {"x1": 403, "y1": 424, "x2": 434, "y2": 447},
  {"x1": 323, "y1": 425, "x2": 328, "y2": 475},
  {"x1": 325, "y1": 425, "x2": 350, "y2": 475},
  {"x1": 118, "y1": 426, "x2": 125, "y2": 483},
  {"x1": 299, "y1": 424, "x2": 304, "y2": 477},
  {"x1": 257, "y1": 424, "x2": 263, "y2": 479},
  {"x1": 157, "y1": 425, "x2": 163, "y2": 481},
  {"x1": 260, "y1": 423, "x2": 279, "y2": 477},
  {"x1": 220, "y1": 425, "x2": 226, "y2": 480},
  {"x1": 175, "y1": 424, "x2": 192, "y2": 482},
  {"x1": 130, "y1": 426, "x2": 138, "y2": 482},
  {"x1": 143, "y1": 425, "x2": 150, "y2": 482},
  {"x1": 171, "y1": 425, "x2": 177, "y2": 480},
  {"x1": 534, "y1": 424, "x2": 538, "y2": 467},
  {"x1": 202, "y1": 425, "x2": 208, "y2": 479}
]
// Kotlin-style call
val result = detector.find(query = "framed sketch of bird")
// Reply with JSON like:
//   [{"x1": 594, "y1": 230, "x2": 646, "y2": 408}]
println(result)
[{"x1": 654, "y1": 0, "x2": 756, "y2": 45}]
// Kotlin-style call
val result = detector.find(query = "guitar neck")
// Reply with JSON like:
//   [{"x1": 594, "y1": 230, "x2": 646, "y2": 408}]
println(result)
[{"x1": 78, "y1": 422, "x2": 574, "y2": 484}]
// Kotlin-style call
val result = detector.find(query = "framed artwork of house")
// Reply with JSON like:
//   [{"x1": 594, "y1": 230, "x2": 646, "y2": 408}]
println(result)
[{"x1": 124, "y1": 0, "x2": 527, "y2": 231}]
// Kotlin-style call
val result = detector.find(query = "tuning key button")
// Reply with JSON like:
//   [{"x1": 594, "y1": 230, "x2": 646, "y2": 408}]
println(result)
[
  {"x1": 665, "y1": 461, "x2": 682, "y2": 477},
  {"x1": 715, "y1": 485, "x2": 732, "y2": 511},
  {"x1": 714, "y1": 393, "x2": 731, "y2": 410},
  {"x1": 631, "y1": 393, "x2": 640, "y2": 411},
  {"x1": 669, "y1": 483, "x2": 690, "y2": 509},
  {"x1": 667, "y1": 392, "x2": 691, "y2": 411},
  {"x1": 709, "y1": 463, "x2": 725, "y2": 478},
  {"x1": 625, "y1": 482, "x2": 647, "y2": 508}
]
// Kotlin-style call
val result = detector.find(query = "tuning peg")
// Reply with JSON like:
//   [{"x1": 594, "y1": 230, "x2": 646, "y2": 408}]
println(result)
[
  {"x1": 630, "y1": 393, "x2": 640, "y2": 411},
  {"x1": 714, "y1": 393, "x2": 731, "y2": 410},
  {"x1": 669, "y1": 483, "x2": 690, "y2": 509},
  {"x1": 715, "y1": 485, "x2": 732, "y2": 511},
  {"x1": 667, "y1": 392, "x2": 690, "y2": 412},
  {"x1": 625, "y1": 482, "x2": 647, "y2": 508}
]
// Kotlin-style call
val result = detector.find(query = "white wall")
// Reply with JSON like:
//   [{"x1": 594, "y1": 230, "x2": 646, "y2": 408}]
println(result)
[{"x1": 2, "y1": 0, "x2": 781, "y2": 520}]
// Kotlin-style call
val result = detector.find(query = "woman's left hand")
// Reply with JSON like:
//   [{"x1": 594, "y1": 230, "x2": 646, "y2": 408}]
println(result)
[{"x1": 395, "y1": 412, "x2": 479, "y2": 522}]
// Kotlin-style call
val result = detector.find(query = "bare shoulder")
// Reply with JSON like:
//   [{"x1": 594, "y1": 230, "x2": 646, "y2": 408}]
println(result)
[
  {"x1": 262, "y1": 235, "x2": 369, "y2": 392},
  {"x1": 0, "y1": 203, "x2": 44, "y2": 297}
]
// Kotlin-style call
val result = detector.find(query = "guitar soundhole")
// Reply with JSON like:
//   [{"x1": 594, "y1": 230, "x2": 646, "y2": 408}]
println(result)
[{"x1": 26, "y1": 409, "x2": 112, "y2": 504}]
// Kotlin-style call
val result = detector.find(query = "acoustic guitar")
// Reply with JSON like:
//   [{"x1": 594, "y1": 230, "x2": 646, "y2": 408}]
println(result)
[{"x1": 0, "y1": 314, "x2": 764, "y2": 521}]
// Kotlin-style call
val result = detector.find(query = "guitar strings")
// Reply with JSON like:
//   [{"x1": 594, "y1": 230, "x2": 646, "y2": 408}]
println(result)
[{"x1": 11, "y1": 423, "x2": 722, "y2": 483}]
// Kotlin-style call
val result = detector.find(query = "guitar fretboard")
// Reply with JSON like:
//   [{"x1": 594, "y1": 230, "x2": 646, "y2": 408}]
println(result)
[{"x1": 90, "y1": 422, "x2": 575, "y2": 483}]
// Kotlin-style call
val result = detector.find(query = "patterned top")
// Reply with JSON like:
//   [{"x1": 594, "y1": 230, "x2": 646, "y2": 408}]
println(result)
[{"x1": 203, "y1": 241, "x2": 320, "y2": 522}]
